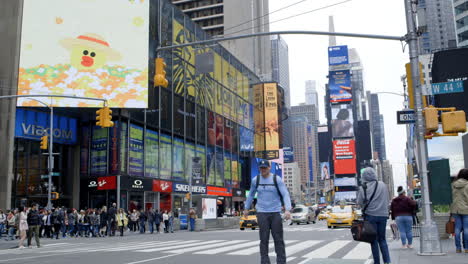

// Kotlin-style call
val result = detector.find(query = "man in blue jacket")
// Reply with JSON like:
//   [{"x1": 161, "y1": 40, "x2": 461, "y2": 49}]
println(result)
[{"x1": 244, "y1": 160, "x2": 292, "y2": 264}]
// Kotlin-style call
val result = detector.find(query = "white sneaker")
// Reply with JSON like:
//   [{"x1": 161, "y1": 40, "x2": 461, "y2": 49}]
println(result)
[{"x1": 19, "y1": 246, "x2": 25, "y2": 249}]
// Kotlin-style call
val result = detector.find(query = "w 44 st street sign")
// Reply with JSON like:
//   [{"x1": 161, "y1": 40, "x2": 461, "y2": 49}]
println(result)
[{"x1": 397, "y1": 109, "x2": 416, "y2": 124}]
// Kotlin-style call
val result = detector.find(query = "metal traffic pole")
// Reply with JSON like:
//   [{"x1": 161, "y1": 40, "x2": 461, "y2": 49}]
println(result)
[
  {"x1": 403, "y1": 0, "x2": 444, "y2": 255},
  {"x1": 47, "y1": 105, "x2": 54, "y2": 210}
]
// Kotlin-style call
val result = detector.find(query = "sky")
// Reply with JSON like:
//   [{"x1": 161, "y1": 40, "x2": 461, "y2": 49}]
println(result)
[{"x1": 268, "y1": 0, "x2": 409, "y2": 193}]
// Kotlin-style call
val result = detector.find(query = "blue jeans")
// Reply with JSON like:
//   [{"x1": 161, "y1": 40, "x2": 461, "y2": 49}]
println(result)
[
  {"x1": 61, "y1": 224, "x2": 67, "y2": 237},
  {"x1": 68, "y1": 224, "x2": 75, "y2": 236},
  {"x1": 396, "y1": 215, "x2": 413, "y2": 246},
  {"x1": 366, "y1": 215, "x2": 391, "y2": 264},
  {"x1": 139, "y1": 221, "x2": 146, "y2": 233},
  {"x1": 7, "y1": 227, "x2": 16, "y2": 240},
  {"x1": 453, "y1": 214, "x2": 468, "y2": 250},
  {"x1": 190, "y1": 218, "x2": 195, "y2": 231},
  {"x1": 0, "y1": 224, "x2": 4, "y2": 237},
  {"x1": 148, "y1": 221, "x2": 154, "y2": 233}
]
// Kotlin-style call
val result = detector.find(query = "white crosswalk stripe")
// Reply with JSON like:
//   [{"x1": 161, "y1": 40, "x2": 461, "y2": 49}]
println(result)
[
  {"x1": 194, "y1": 240, "x2": 260, "y2": 255},
  {"x1": 136, "y1": 240, "x2": 223, "y2": 253},
  {"x1": 284, "y1": 240, "x2": 322, "y2": 256},
  {"x1": 228, "y1": 240, "x2": 297, "y2": 255},
  {"x1": 342, "y1": 242, "x2": 372, "y2": 260},
  {"x1": 166, "y1": 240, "x2": 247, "y2": 254},
  {"x1": 301, "y1": 240, "x2": 352, "y2": 259},
  {"x1": 104, "y1": 240, "x2": 185, "y2": 251}
]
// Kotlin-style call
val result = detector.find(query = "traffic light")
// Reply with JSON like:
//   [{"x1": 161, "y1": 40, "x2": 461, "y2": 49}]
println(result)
[
  {"x1": 441, "y1": 110, "x2": 467, "y2": 134},
  {"x1": 423, "y1": 106, "x2": 439, "y2": 134},
  {"x1": 185, "y1": 193, "x2": 191, "y2": 200},
  {"x1": 154, "y1": 58, "x2": 168, "y2": 88},
  {"x1": 96, "y1": 106, "x2": 114, "y2": 128},
  {"x1": 51, "y1": 192, "x2": 59, "y2": 200},
  {"x1": 40, "y1": 136, "x2": 48, "y2": 150}
]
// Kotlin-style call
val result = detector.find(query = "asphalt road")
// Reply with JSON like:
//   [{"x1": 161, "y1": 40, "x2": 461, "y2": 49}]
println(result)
[{"x1": 0, "y1": 221, "x2": 372, "y2": 264}]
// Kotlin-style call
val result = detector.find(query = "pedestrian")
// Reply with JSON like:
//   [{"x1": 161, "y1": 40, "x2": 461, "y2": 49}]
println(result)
[
  {"x1": 391, "y1": 186, "x2": 417, "y2": 249},
  {"x1": 6, "y1": 209, "x2": 17, "y2": 241},
  {"x1": 357, "y1": 167, "x2": 391, "y2": 264},
  {"x1": 89, "y1": 209, "x2": 100, "y2": 237},
  {"x1": 0, "y1": 210, "x2": 6, "y2": 239},
  {"x1": 61, "y1": 207, "x2": 68, "y2": 238},
  {"x1": 18, "y1": 206, "x2": 28, "y2": 249},
  {"x1": 100, "y1": 206, "x2": 108, "y2": 237},
  {"x1": 38, "y1": 209, "x2": 45, "y2": 238},
  {"x1": 450, "y1": 168, "x2": 468, "y2": 253},
  {"x1": 77, "y1": 210, "x2": 89, "y2": 237},
  {"x1": 67, "y1": 209, "x2": 76, "y2": 237},
  {"x1": 108, "y1": 203, "x2": 117, "y2": 236},
  {"x1": 163, "y1": 210, "x2": 169, "y2": 233},
  {"x1": 147, "y1": 209, "x2": 155, "y2": 234},
  {"x1": 51, "y1": 208, "x2": 62, "y2": 239},
  {"x1": 27, "y1": 204, "x2": 41, "y2": 248},
  {"x1": 42, "y1": 210, "x2": 52, "y2": 238},
  {"x1": 139, "y1": 210, "x2": 147, "y2": 234},
  {"x1": 168, "y1": 211, "x2": 174, "y2": 233},
  {"x1": 116, "y1": 208, "x2": 128, "y2": 237},
  {"x1": 154, "y1": 209, "x2": 161, "y2": 234},
  {"x1": 188, "y1": 208, "x2": 196, "y2": 232},
  {"x1": 244, "y1": 160, "x2": 292, "y2": 264},
  {"x1": 130, "y1": 209, "x2": 139, "y2": 232}
]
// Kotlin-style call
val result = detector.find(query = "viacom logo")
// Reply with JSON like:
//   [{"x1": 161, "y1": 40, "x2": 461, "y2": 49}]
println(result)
[
  {"x1": 22, "y1": 124, "x2": 73, "y2": 139},
  {"x1": 132, "y1": 180, "x2": 144, "y2": 189}
]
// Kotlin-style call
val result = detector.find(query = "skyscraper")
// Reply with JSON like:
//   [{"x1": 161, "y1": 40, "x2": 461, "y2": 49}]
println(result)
[
  {"x1": 417, "y1": 0, "x2": 457, "y2": 54},
  {"x1": 305, "y1": 80, "x2": 319, "y2": 108},
  {"x1": 453, "y1": 0, "x2": 468, "y2": 47},
  {"x1": 271, "y1": 35, "x2": 291, "y2": 109},
  {"x1": 172, "y1": 0, "x2": 272, "y2": 78},
  {"x1": 367, "y1": 92, "x2": 387, "y2": 161}
]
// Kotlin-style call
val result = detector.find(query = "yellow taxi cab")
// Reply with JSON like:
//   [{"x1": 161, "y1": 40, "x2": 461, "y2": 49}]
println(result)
[
  {"x1": 318, "y1": 211, "x2": 329, "y2": 221},
  {"x1": 240, "y1": 210, "x2": 258, "y2": 230},
  {"x1": 327, "y1": 205, "x2": 356, "y2": 228}
]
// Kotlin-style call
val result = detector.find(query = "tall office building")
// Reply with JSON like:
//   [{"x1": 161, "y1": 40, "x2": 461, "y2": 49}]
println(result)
[
  {"x1": 417, "y1": 0, "x2": 457, "y2": 54},
  {"x1": 172, "y1": 0, "x2": 272, "y2": 78},
  {"x1": 290, "y1": 116, "x2": 311, "y2": 188},
  {"x1": 283, "y1": 162, "x2": 302, "y2": 203},
  {"x1": 382, "y1": 160, "x2": 395, "y2": 198},
  {"x1": 367, "y1": 92, "x2": 387, "y2": 161},
  {"x1": 305, "y1": 80, "x2": 319, "y2": 108},
  {"x1": 348, "y1": 48, "x2": 366, "y2": 121},
  {"x1": 271, "y1": 35, "x2": 291, "y2": 109},
  {"x1": 453, "y1": 0, "x2": 468, "y2": 47}
]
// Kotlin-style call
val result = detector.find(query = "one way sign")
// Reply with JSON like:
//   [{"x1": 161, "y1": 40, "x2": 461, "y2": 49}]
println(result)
[{"x1": 397, "y1": 110, "x2": 416, "y2": 124}]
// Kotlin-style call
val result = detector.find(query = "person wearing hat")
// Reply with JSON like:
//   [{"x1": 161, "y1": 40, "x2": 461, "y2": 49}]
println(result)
[
  {"x1": 390, "y1": 186, "x2": 417, "y2": 249},
  {"x1": 244, "y1": 160, "x2": 292, "y2": 264}
]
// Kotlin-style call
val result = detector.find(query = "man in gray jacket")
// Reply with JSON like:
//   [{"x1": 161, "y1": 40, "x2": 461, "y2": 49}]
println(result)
[{"x1": 357, "y1": 167, "x2": 391, "y2": 264}]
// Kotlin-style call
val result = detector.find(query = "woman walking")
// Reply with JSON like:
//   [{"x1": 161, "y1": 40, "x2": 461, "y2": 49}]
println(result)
[
  {"x1": 100, "y1": 206, "x2": 108, "y2": 237},
  {"x1": 451, "y1": 168, "x2": 468, "y2": 253},
  {"x1": 391, "y1": 186, "x2": 417, "y2": 249},
  {"x1": 168, "y1": 211, "x2": 174, "y2": 233},
  {"x1": 116, "y1": 209, "x2": 128, "y2": 237},
  {"x1": 18, "y1": 207, "x2": 28, "y2": 249},
  {"x1": 163, "y1": 211, "x2": 169, "y2": 233}
]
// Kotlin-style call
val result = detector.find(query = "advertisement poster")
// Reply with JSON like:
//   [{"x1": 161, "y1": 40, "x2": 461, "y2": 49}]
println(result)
[
  {"x1": 18, "y1": 0, "x2": 149, "y2": 108},
  {"x1": 283, "y1": 147, "x2": 294, "y2": 163},
  {"x1": 320, "y1": 162, "x2": 330, "y2": 180},
  {"x1": 328, "y1": 45, "x2": 349, "y2": 66},
  {"x1": 224, "y1": 153, "x2": 232, "y2": 187},
  {"x1": 145, "y1": 129, "x2": 159, "y2": 178},
  {"x1": 263, "y1": 83, "x2": 280, "y2": 157},
  {"x1": 308, "y1": 146, "x2": 314, "y2": 183},
  {"x1": 196, "y1": 145, "x2": 207, "y2": 184},
  {"x1": 120, "y1": 122, "x2": 128, "y2": 174},
  {"x1": 215, "y1": 114, "x2": 224, "y2": 147},
  {"x1": 90, "y1": 126, "x2": 107, "y2": 175},
  {"x1": 215, "y1": 148, "x2": 224, "y2": 186},
  {"x1": 202, "y1": 198, "x2": 217, "y2": 219},
  {"x1": 253, "y1": 83, "x2": 265, "y2": 154},
  {"x1": 240, "y1": 126, "x2": 254, "y2": 152},
  {"x1": 334, "y1": 177, "x2": 357, "y2": 187},
  {"x1": 207, "y1": 147, "x2": 216, "y2": 185},
  {"x1": 333, "y1": 139, "x2": 357, "y2": 175},
  {"x1": 224, "y1": 119, "x2": 233, "y2": 150},
  {"x1": 129, "y1": 124, "x2": 144, "y2": 177},
  {"x1": 331, "y1": 104, "x2": 354, "y2": 138},
  {"x1": 207, "y1": 111, "x2": 216, "y2": 146},
  {"x1": 109, "y1": 122, "x2": 119, "y2": 175},
  {"x1": 232, "y1": 157, "x2": 240, "y2": 188},
  {"x1": 329, "y1": 70, "x2": 352, "y2": 103},
  {"x1": 173, "y1": 138, "x2": 184, "y2": 182},
  {"x1": 160, "y1": 134, "x2": 172, "y2": 180},
  {"x1": 184, "y1": 143, "x2": 195, "y2": 182},
  {"x1": 334, "y1": 191, "x2": 357, "y2": 203}
]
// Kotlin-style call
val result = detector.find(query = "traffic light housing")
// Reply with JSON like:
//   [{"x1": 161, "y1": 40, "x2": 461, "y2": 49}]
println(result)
[
  {"x1": 185, "y1": 193, "x2": 191, "y2": 200},
  {"x1": 154, "y1": 58, "x2": 168, "y2": 88},
  {"x1": 423, "y1": 106, "x2": 439, "y2": 134},
  {"x1": 51, "y1": 192, "x2": 59, "y2": 200},
  {"x1": 441, "y1": 111, "x2": 467, "y2": 134},
  {"x1": 40, "y1": 136, "x2": 48, "y2": 150},
  {"x1": 96, "y1": 106, "x2": 114, "y2": 128}
]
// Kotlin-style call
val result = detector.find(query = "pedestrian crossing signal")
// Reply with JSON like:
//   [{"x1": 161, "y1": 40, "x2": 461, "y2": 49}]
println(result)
[
  {"x1": 96, "y1": 106, "x2": 114, "y2": 128},
  {"x1": 40, "y1": 136, "x2": 48, "y2": 150}
]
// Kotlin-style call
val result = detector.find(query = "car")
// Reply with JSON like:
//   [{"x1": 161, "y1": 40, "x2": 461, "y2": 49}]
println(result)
[
  {"x1": 240, "y1": 210, "x2": 258, "y2": 230},
  {"x1": 291, "y1": 206, "x2": 315, "y2": 225},
  {"x1": 327, "y1": 205, "x2": 356, "y2": 228},
  {"x1": 318, "y1": 211, "x2": 329, "y2": 221}
]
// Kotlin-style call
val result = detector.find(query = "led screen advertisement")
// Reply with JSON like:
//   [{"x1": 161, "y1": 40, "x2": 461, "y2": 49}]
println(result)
[
  {"x1": 17, "y1": 0, "x2": 149, "y2": 108},
  {"x1": 320, "y1": 162, "x2": 330, "y2": 180},
  {"x1": 329, "y1": 70, "x2": 352, "y2": 103},
  {"x1": 129, "y1": 124, "x2": 144, "y2": 177},
  {"x1": 202, "y1": 198, "x2": 217, "y2": 219},
  {"x1": 331, "y1": 104, "x2": 354, "y2": 138},
  {"x1": 334, "y1": 177, "x2": 357, "y2": 187},
  {"x1": 145, "y1": 129, "x2": 158, "y2": 178},
  {"x1": 333, "y1": 139, "x2": 357, "y2": 175},
  {"x1": 328, "y1": 45, "x2": 349, "y2": 66},
  {"x1": 334, "y1": 191, "x2": 357, "y2": 203},
  {"x1": 90, "y1": 126, "x2": 107, "y2": 175}
]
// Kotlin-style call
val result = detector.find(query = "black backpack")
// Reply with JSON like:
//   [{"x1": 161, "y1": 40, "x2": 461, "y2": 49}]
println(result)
[{"x1": 256, "y1": 175, "x2": 284, "y2": 207}]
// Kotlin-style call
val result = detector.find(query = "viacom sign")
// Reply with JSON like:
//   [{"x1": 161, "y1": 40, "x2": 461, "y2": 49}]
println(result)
[{"x1": 15, "y1": 109, "x2": 77, "y2": 144}]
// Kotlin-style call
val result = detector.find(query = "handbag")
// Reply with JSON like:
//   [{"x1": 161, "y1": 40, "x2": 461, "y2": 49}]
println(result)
[
  {"x1": 351, "y1": 181, "x2": 378, "y2": 243},
  {"x1": 445, "y1": 218, "x2": 455, "y2": 234}
]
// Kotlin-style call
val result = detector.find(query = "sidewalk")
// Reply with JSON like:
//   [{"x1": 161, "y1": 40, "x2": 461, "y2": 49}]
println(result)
[{"x1": 388, "y1": 237, "x2": 467, "y2": 264}]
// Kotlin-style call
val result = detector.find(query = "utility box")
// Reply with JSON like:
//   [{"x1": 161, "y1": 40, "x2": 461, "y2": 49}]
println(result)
[{"x1": 428, "y1": 159, "x2": 452, "y2": 205}]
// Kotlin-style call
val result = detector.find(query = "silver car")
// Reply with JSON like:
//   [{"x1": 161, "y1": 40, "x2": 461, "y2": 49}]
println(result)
[{"x1": 291, "y1": 206, "x2": 315, "y2": 225}]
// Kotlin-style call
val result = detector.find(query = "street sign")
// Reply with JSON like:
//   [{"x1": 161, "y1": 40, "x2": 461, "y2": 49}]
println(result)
[
  {"x1": 431, "y1": 80, "x2": 464, "y2": 95},
  {"x1": 397, "y1": 110, "x2": 416, "y2": 124}
]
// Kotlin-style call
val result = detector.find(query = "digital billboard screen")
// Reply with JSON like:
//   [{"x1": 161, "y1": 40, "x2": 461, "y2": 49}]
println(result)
[
  {"x1": 320, "y1": 162, "x2": 330, "y2": 180},
  {"x1": 331, "y1": 104, "x2": 354, "y2": 138},
  {"x1": 283, "y1": 147, "x2": 294, "y2": 163},
  {"x1": 334, "y1": 177, "x2": 357, "y2": 187},
  {"x1": 329, "y1": 70, "x2": 352, "y2": 103},
  {"x1": 328, "y1": 45, "x2": 349, "y2": 66},
  {"x1": 333, "y1": 139, "x2": 357, "y2": 175},
  {"x1": 334, "y1": 191, "x2": 357, "y2": 203}
]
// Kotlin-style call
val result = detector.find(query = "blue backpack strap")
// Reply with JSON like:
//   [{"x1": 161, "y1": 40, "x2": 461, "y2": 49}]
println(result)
[{"x1": 273, "y1": 176, "x2": 285, "y2": 207}]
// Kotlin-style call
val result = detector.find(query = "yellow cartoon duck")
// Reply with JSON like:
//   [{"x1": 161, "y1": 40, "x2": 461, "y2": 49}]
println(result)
[{"x1": 60, "y1": 33, "x2": 122, "y2": 70}]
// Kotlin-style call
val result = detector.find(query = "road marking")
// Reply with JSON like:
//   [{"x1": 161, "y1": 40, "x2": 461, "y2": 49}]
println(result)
[
  {"x1": 136, "y1": 240, "x2": 223, "y2": 253},
  {"x1": 125, "y1": 254, "x2": 180, "y2": 264},
  {"x1": 166, "y1": 240, "x2": 247, "y2": 254},
  {"x1": 284, "y1": 240, "x2": 322, "y2": 256},
  {"x1": 104, "y1": 240, "x2": 184, "y2": 251},
  {"x1": 287, "y1": 257, "x2": 296, "y2": 262},
  {"x1": 342, "y1": 242, "x2": 372, "y2": 259},
  {"x1": 194, "y1": 240, "x2": 260, "y2": 255},
  {"x1": 364, "y1": 259, "x2": 374, "y2": 264},
  {"x1": 301, "y1": 240, "x2": 351, "y2": 259}
]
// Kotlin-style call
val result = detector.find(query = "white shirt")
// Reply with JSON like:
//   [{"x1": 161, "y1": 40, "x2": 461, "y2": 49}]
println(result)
[{"x1": 163, "y1": 213, "x2": 169, "y2": 221}]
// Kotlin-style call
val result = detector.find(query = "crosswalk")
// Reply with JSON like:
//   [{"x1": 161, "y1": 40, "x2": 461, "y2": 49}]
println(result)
[
  {"x1": 215, "y1": 225, "x2": 349, "y2": 233},
  {"x1": 0, "y1": 239, "x2": 373, "y2": 263}
]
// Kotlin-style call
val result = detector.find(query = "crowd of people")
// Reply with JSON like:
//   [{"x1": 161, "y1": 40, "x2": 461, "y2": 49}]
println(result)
[{"x1": 0, "y1": 203, "x2": 179, "y2": 249}]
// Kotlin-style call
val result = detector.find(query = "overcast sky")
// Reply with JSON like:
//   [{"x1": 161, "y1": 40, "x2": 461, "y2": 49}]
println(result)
[{"x1": 268, "y1": 0, "x2": 409, "y2": 193}]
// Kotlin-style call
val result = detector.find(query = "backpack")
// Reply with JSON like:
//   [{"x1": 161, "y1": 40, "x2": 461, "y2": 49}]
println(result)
[{"x1": 256, "y1": 175, "x2": 285, "y2": 207}]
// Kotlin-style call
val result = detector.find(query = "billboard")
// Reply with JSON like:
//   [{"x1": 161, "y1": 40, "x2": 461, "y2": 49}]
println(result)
[
  {"x1": 334, "y1": 191, "x2": 357, "y2": 203},
  {"x1": 129, "y1": 124, "x2": 144, "y2": 177},
  {"x1": 331, "y1": 104, "x2": 354, "y2": 138},
  {"x1": 283, "y1": 147, "x2": 294, "y2": 163},
  {"x1": 240, "y1": 126, "x2": 254, "y2": 152},
  {"x1": 329, "y1": 70, "x2": 352, "y2": 103},
  {"x1": 328, "y1": 45, "x2": 349, "y2": 66},
  {"x1": 334, "y1": 177, "x2": 357, "y2": 187},
  {"x1": 320, "y1": 162, "x2": 330, "y2": 180},
  {"x1": 333, "y1": 139, "x2": 357, "y2": 175},
  {"x1": 17, "y1": 0, "x2": 149, "y2": 108}
]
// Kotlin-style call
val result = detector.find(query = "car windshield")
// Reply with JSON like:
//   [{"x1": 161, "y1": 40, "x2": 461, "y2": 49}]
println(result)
[
  {"x1": 292, "y1": 208, "x2": 304, "y2": 213},
  {"x1": 332, "y1": 206, "x2": 352, "y2": 213},
  {"x1": 248, "y1": 211, "x2": 256, "y2": 216}
]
